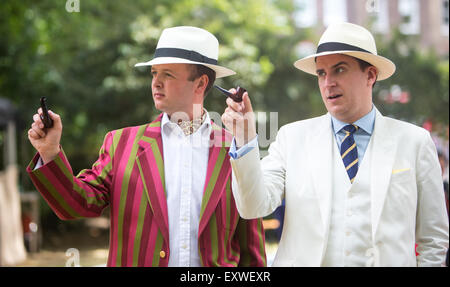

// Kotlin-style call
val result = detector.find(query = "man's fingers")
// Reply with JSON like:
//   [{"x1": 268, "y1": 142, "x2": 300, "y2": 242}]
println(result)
[
  {"x1": 28, "y1": 128, "x2": 42, "y2": 140},
  {"x1": 31, "y1": 122, "x2": 46, "y2": 138},
  {"x1": 226, "y1": 97, "x2": 243, "y2": 112},
  {"x1": 222, "y1": 109, "x2": 240, "y2": 124},
  {"x1": 222, "y1": 112, "x2": 241, "y2": 133},
  {"x1": 48, "y1": 110, "x2": 62, "y2": 129},
  {"x1": 33, "y1": 113, "x2": 45, "y2": 129},
  {"x1": 48, "y1": 110, "x2": 60, "y2": 120},
  {"x1": 224, "y1": 107, "x2": 249, "y2": 124},
  {"x1": 221, "y1": 111, "x2": 234, "y2": 127},
  {"x1": 35, "y1": 109, "x2": 62, "y2": 130},
  {"x1": 242, "y1": 93, "x2": 253, "y2": 113},
  {"x1": 222, "y1": 108, "x2": 250, "y2": 128},
  {"x1": 33, "y1": 113, "x2": 40, "y2": 122},
  {"x1": 226, "y1": 92, "x2": 252, "y2": 114}
]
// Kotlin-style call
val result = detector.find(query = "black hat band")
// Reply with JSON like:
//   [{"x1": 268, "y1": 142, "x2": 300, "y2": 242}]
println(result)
[
  {"x1": 154, "y1": 48, "x2": 218, "y2": 65},
  {"x1": 316, "y1": 42, "x2": 372, "y2": 54}
]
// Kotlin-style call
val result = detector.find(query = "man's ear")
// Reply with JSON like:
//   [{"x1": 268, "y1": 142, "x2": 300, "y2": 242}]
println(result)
[
  {"x1": 367, "y1": 66, "x2": 378, "y2": 87},
  {"x1": 195, "y1": 74, "x2": 209, "y2": 94}
]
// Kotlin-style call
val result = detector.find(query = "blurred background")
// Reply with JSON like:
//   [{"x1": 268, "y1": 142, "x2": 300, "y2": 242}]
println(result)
[{"x1": 0, "y1": 0, "x2": 448, "y2": 266}]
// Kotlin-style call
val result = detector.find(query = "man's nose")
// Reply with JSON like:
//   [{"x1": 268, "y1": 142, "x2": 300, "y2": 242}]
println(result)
[
  {"x1": 324, "y1": 74, "x2": 337, "y2": 87},
  {"x1": 152, "y1": 75, "x2": 162, "y2": 88}
]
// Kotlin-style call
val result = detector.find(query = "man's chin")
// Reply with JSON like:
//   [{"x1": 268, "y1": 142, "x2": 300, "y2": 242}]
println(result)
[
  {"x1": 327, "y1": 107, "x2": 346, "y2": 121},
  {"x1": 153, "y1": 102, "x2": 166, "y2": 113}
]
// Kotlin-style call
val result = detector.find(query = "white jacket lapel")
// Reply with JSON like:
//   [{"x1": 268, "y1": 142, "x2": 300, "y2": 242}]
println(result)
[
  {"x1": 309, "y1": 114, "x2": 334, "y2": 238},
  {"x1": 370, "y1": 109, "x2": 396, "y2": 239}
]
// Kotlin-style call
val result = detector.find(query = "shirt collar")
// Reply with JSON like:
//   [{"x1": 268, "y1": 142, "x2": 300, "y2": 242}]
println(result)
[{"x1": 331, "y1": 105, "x2": 376, "y2": 135}]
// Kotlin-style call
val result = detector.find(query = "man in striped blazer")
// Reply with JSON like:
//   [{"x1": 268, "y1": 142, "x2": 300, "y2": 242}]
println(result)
[{"x1": 27, "y1": 26, "x2": 266, "y2": 267}]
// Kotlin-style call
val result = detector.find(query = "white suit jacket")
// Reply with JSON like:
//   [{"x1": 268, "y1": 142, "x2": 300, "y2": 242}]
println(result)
[{"x1": 231, "y1": 109, "x2": 449, "y2": 266}]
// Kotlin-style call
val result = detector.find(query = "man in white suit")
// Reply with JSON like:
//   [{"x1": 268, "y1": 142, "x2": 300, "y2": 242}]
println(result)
[{"x1": 222, "y1": 22, "x2": 448, "y2": 266}]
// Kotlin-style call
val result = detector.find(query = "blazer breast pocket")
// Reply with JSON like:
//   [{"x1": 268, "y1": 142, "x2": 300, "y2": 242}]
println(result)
[
  {"x1": 390, "y1": 168, "x2": 414, "y2": 184},
  {"x1": 388, "y1": 167, "x2": 417, "y2": 216}
]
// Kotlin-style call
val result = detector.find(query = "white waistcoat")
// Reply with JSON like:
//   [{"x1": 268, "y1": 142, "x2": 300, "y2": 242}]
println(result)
[{"x1": 322, "y1": 136, "x2": 373, "y2": 266}]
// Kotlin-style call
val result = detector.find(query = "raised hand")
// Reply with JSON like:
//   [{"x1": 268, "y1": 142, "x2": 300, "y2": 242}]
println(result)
[
  {"x1": 221, "y1": 89, "x2": 257, "y2": 148},
  {"x1": 28, "y1": 108, "x2": 63, "y2": 164}
]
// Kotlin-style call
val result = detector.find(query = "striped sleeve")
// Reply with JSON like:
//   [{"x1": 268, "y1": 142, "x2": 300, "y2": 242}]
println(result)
[
  {"x1": 26, "y1": 132, "x2": 115, "y2": 220},
  {"x1": 236, "y1": 217, "x2": 267, "y2": 267}
]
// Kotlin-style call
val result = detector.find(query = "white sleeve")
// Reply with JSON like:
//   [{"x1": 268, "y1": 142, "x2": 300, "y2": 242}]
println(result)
[
  {"x1": 230, "y1": 127, "x2": 286, "y2": 219},
  {"x1": 415, "y1": 132, "x2": 449, "y2": 266}
]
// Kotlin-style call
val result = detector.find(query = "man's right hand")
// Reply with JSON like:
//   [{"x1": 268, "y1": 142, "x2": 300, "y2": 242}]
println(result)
[
  {"x1": 28, "y1": 108, "x2": 63, "y2": 164},
  {"x1": 221, "y1": 89, "x2": 257, "y2": 148}
]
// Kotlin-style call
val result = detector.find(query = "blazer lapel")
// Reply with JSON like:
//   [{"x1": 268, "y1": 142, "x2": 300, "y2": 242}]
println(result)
[
  {"x1": 370, "y1": 109, "x2": 396, "y2": 239},
  {"x1": 135, "y1": 114, "x2": 170, "y2": 245},
  {"x1": 309, "y1": 114, "x2": 334, "y2": 242},
  {"x1": 198, "y1": 123, "x2": 232, "y2": 236}
]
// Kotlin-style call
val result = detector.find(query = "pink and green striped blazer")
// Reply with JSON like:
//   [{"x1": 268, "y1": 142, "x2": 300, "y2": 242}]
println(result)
[{"x1": 27, "y1": 114, "x2": 266, "y2": 267}]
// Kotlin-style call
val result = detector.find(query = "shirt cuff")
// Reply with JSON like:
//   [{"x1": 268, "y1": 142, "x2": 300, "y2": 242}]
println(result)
[
  {"x1": 34, "y1": 157, "x2": 44, "y2": 170},
  {"x1": 229, "y1": 135, "x2": 258, "y2": 159}
]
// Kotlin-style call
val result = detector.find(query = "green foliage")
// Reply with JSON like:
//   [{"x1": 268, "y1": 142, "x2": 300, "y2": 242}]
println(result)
[{"x1": 374, "y1": 29, "x2": 449, "y2": 126}]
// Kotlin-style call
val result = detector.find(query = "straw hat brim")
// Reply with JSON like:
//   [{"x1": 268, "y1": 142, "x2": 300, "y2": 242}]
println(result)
[{"x1": 294, "y1": 50, "x2": 396, "y2": 81}]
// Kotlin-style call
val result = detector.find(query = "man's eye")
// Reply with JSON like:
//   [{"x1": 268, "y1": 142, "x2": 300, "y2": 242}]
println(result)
[
  {"x1": 336, "y1": 67, "x2": 345, "y2": 73},
  {"x1": 317, "y1": 71, "x2": 325, "y2": 77}
]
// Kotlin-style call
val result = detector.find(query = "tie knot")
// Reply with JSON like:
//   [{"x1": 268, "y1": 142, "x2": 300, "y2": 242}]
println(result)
[{"x1": 343, "y1": 124, "x2": 358, "y2": 134}]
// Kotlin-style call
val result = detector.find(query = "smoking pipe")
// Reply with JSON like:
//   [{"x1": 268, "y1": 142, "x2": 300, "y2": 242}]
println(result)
[{"x1": 214, "y1": 85, "x2": 246, "y2": 102}]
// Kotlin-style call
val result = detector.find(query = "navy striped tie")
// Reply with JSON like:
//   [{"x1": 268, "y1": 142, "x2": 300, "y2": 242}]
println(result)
[{"x1": 340, "y1": 124, "x2": 359, "y2": 183}]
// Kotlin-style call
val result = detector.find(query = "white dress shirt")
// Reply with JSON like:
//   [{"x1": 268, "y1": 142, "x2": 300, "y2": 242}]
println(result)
[{"x1": 161, "y1": 112, "x2": 211, "y2": 267}]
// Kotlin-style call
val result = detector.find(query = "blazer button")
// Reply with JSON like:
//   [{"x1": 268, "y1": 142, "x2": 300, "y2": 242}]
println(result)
[{"x1": 160, "y1": 251, "x2": 166, "y2": 258}]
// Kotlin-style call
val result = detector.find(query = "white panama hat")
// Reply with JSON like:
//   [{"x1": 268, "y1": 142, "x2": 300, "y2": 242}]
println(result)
[
  {"x1": 294, "y1": 22, "x2": 396, "y2": 81},
  {"x1": 135, "y1": 26, "x2": 236, "y2": 79}
]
